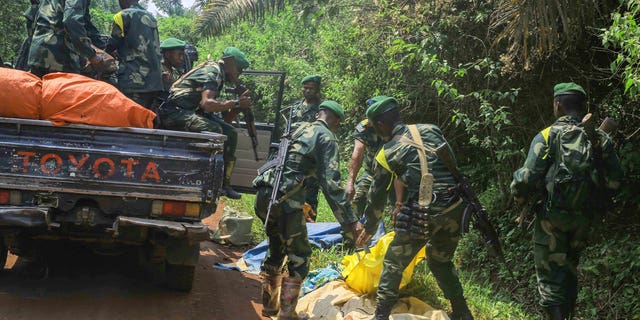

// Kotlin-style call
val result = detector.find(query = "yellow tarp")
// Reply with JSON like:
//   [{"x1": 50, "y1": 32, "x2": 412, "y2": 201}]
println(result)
[
  {"x1": 342, "y1": 232, "x2": 426, "y2": 294},
  {"x1": 297, "y1": 280, "x2": 449, "y2": 320}
]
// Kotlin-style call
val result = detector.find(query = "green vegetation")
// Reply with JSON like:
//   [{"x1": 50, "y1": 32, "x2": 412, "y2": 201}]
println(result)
[{"x1": 2, "y1": 0, "x2": 639, "y2": 318}]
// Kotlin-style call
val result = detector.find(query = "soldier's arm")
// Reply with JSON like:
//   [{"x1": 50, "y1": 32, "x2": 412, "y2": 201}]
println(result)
[
  {"x1": 510, "y1": 132, "x2": 549, "y2": 202},
  {"x1": 317, "y1": 138, "x2": 358, "y2": 226},
  {"x1": 200, "y1": 89, "x2": 238, "y2": 113},
  {"x1": 345, "y1": 139, "x2": 366, "y2": 201},
  {"x1": 362, "y1": 148, "x2": 393, "y2": 235},
  {"x1": 63, "y1": 0, "x2": 97, "y2": 59}
]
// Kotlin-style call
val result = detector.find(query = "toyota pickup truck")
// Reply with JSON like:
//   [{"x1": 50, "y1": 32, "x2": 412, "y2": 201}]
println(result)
[{"x1": 0, "y1": 70, "x2": 286, "y2": 291}]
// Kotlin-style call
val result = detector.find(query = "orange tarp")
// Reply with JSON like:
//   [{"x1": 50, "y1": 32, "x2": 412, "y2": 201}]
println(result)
[
  {"x1": 41, "y1": 73, "x2": 155, "y2": 128},
  {"x1": 0, "y1": 68, "x2": 42, "y2": 119}
]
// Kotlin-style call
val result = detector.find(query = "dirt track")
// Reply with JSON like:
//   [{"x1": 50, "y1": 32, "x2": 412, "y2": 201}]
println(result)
[{"x1": 0, "y1": 213, "x2": 269, "y2": 320}]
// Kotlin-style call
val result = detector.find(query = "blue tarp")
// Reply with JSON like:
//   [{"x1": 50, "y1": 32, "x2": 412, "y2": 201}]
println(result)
[{"x1": 213, "y1": 221, "x2": 385, "y2": 274}]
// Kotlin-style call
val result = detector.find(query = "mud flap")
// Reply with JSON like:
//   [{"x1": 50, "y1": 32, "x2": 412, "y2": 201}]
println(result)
[{"x1": 165, "y1": 238, "x2": 200, "y2": 266}]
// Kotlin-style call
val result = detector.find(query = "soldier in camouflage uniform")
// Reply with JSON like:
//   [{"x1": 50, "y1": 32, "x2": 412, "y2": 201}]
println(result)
[
  {"x1": 511, "y1": 83, "x2": 622, "y2": 320},
  {"x1": 345, "y1": 96, "x2": 388, "y2": 215},
  {"x1": 356, "y1": 97, "x2": 474, "y2": 320},
  {"x1": 109, "y1": 0, "x2": 163, "y2": 109},
  {"x1": 15, "y1": 0, "x2": 40, "y2": 71},
  {"x1": 285, "y1": 75, "x2": 323, "y2": 217},
  {"x1": 159, "y1": 38, "x2": 186, "y2": 93},
  {"x1": 253, "y1": 101, "x2": 363, "y2": 320},
  {"x1": 28, "y1": 0, "x2": 104, "y2": 77},
  {"x1": 158, "y1": 47, "x2": 251, "y2": 199}
]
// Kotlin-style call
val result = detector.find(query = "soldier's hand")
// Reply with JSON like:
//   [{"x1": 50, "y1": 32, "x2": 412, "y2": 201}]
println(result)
[
  {"x1": 345, "y1": 182, "x2": 355, "y2": 202},
  {"x1": 88, "y1": 54, "x2": 104, "y2": 67},
  {"x1": 237, "y1": 91, "x2": 252, "y2": 110},
  {"x1": 355, "y1": 229, "x2": 371, "y2": 249},
  {"x1": 514, "y1": 196, "x2": 526, "y2": 207}
]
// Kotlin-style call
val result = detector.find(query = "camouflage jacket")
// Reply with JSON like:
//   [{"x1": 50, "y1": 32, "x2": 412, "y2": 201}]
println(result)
[
  {"x1": 363, "y1": 123, "x2": 457, "y2": 234},
  {"x1": 288, "y1": 99, "x2": 321, "y2": 129},
  {"x1": 28, "y1": 0, "x2": 100, "y2": 72},
  {"x1": 253, "y1": 120, "x2": 358, "y2": 226},
  {"x1": 161, "y1": 59, "x2": 183, "y2": 93},
  {"x1": 510, "y1": 115, "x2": 622, "y2": 211},
  {"x1": 167, "y1": 62, "x2": 224, "y2": 111},
  {"x1": 110, "y1": 3, "x2": 162, "y2": 93},
  {"x1": 353, "y1": 119, "x2": 384, "y2": 173}
]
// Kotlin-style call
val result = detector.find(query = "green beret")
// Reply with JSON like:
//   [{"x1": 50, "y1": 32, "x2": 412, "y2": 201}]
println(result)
[
  {"x1": 160, "y1": 38, "x2": 186, "y2": 51},
  {"x1": 366, "y1": 96, "x2": 398, "y2": 121},
  {"x1": 222, "y1": 47, "x2": 250, "y2": 70},
  {"x1": 366, "y1": 95, "x2": 387, "y2": 107},
  {"x1": 553, "y1": 82, "x2": 586, "y2": 97},
  {"x1": 301, "y1": 75, "x2": 321, "y2": 86},
  {"x1": 319, "y1": 100, "x2": 345, "y2": 120}
]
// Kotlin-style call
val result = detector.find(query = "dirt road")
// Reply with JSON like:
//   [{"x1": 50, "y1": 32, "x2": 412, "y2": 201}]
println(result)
[{"x1": 0, "y1": 214, "x2": 269, "y2": 320}]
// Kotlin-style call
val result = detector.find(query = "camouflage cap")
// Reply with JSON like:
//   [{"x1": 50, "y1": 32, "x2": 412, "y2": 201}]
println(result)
[
  {"x1": 553, "y1": 82, "x2": 586, "y2": 97},
  {"x1": 366, "y1": 96, "x2": 398, "y2": 121},
  {"x1": 319, "y1": 100, "x2": 345, "y2": 120},
  {"x1": 301, "y1": 75, "x2": 322, "y2": 86},
  {"x1": 222, "y1": 47, "x2": 250, "y2": 70},
  {"x1": 160, "y1": 38, "x2": 186, "y2": 51}
]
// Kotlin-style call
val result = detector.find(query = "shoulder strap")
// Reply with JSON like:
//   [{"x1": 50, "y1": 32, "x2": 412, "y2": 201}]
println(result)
[
  {"x1": 407, "y1": 125, "x2": 434, "y2": 206},
  {"x1": 169, "y1": 61, "x2": 215, "y2": 92}
]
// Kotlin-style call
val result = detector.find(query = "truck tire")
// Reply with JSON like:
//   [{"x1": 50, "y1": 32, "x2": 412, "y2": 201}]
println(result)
[
  {"x1": 165, "y1": 263, "x2": 195, "y2": 292},
  {"x1": 0, "y1": 237, "x2": 7, "y2": 273}
]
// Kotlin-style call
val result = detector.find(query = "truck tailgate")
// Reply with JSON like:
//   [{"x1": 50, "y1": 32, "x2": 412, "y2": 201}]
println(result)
[{"x1": 0, "y1": 118, "x2": 225, "y2": 203}]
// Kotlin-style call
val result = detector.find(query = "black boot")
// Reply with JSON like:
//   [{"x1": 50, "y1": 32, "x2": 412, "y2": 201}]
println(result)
[
  {"x1": 545, "y1": 305, "x2": 566, "y2": 320},
  {"x1": 449, "y1": 296, "x2": 474, "y2": 320},
  {"x1": 221, "y1": 160, "x2": 241, "y2": 199},
  {"x1": 374, "y1": 304, "x2": 392, "y2": 320}
]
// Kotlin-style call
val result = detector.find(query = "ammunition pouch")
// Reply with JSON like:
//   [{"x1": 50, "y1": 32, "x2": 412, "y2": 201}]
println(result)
[{"x1": 394, "y1": 202, "x2": 431, "y2": 240}]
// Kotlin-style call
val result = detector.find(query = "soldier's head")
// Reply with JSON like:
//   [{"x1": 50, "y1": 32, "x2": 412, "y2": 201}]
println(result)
[
  {"x1": 160, "y1": 38, "x2": 186, "y2": 69},
  {"x1": 366, "y1": 96, "x2": 400, "y2": 140},
  {"x1": 553, "y1": 82, "x2": 586, "y2": 118},
  {"x1": 118, "y1": 0, "x2": 137, "y2": 9},
  {"x1": 221, "y1": 47, "x2": 250, "y2": 84},
  {"x1": 301, "y1": 75, "x2": 321, "y2": 104},
  {"x1": 317, "y1": 100, "x2": 345, "y2": 132}
]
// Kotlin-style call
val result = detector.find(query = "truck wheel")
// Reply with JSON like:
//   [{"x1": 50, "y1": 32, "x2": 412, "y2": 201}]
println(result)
[
  {"x1": 166, "y1": 263, "x2": 195, "y2": 292},
  {"x1": 0, "y1": 237, "x2": 7, "y2": 273}
]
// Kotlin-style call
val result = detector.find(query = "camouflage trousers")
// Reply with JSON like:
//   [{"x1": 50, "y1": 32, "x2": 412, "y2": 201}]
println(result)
[
  {"x1": 159, "y1": 105, "x2": 238, "y2": 161},
  {"x1": 377, "y1": 200, "x2": 465, "y2": 310},
  {"x1": 254, "y1": 186, "x2": 312, "y2": 280},
  {"x1": 534, "y1": 210, "x2": 591, "y2": 307}
]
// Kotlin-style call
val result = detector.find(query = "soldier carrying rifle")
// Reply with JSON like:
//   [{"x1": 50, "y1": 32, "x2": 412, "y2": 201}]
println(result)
[
  {"x1": 510, "y1": 82, "x2": 622, "y2": 320},
  {"x1": 253, "y1": 100, "x2": 363, "y2": 320}
]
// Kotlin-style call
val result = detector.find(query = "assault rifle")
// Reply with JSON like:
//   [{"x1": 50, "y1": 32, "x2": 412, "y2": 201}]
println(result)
[
  {"x1": 259, "y1": 106, "x2": 295, "y2": 230},
  {"x1": 435, "y1": 143, "x2": 509, "y2": 269},
  {"x1": 582, "y1": 114, "x2": 618, "y2": 214},
  {"x1": 224, "y1": 84, "x2": 260, "y2": 161}
]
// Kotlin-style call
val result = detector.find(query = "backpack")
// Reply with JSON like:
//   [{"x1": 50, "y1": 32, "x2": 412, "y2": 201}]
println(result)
[{"x1": 545, "y1": 123, "x2": 595, "y2": 212}]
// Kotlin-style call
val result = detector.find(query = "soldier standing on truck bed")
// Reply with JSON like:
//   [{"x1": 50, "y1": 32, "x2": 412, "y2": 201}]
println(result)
[
  {"x1": 108, "y1": 0, "x2": 163, "y2": 110},
  {"x1": 28, "y1": 0, "x2": 105, "y2": 78},
  {"x1": 158, "y1": 47, "x2": 251, "y2": 199},
  {"x1": 355, "y1": 97, "x2": 474, "y2": 320},
  {"x1": 253, "y1": 100, "x2": 363, "y2": 320}
]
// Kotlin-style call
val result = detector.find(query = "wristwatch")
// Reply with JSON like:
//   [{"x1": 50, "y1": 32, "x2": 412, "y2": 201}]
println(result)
[{"x1": 234, "y1": 100, "x2": 240, "y2": 109}]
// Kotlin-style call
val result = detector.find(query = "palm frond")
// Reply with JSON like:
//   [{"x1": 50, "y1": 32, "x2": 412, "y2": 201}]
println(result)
[
  {"x1": 195, "y1": 0, "x2": 285, "y2": 38},
  {"x1": 490, "y1": 0, "x2": 609, "y2": 71}
]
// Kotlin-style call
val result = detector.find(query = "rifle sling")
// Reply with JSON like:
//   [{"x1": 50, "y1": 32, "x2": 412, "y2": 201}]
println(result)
[{"x1": 404, "y1": 125, "x2": 434, "y2": 206}]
